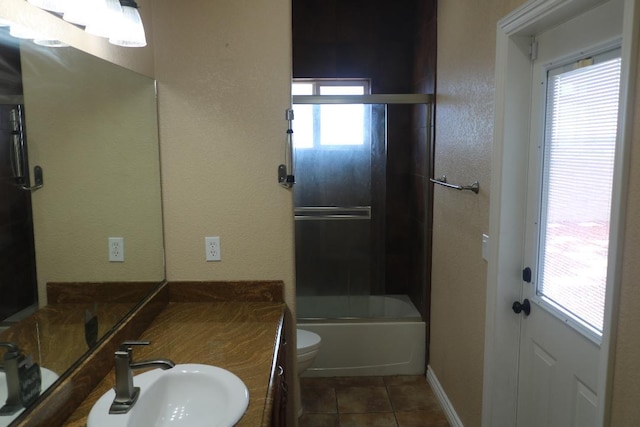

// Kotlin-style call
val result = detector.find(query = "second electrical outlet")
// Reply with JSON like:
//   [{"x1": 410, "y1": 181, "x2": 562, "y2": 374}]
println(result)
[
  {"x1": 109, "y1": 237, "x2": 124, "y2": 262},
  {"x1": 205, "y1": 236, "x2": 221, "y2": 261}
]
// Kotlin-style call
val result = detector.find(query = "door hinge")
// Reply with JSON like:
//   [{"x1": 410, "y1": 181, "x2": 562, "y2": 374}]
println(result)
[
  {"x1": 529, "y1": 40, "x2": 538, "y2": 61},
  {"x1": 522, "y1": 267, "x2": 532, "y2": 283}
]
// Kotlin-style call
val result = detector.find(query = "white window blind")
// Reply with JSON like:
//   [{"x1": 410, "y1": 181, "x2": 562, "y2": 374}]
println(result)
[{"x1": 537, "y1": 52, "x2": 621, "y2": 334}]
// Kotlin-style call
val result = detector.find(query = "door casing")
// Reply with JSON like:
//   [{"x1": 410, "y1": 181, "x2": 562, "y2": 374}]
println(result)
[{"x1": 483, "y1": 0, "x2": 640, "y2": 425}]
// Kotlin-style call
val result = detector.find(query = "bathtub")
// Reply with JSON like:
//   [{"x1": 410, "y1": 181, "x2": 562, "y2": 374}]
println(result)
[{"x1": 296, "y1": 294, "x2": 426, "y2": 377}]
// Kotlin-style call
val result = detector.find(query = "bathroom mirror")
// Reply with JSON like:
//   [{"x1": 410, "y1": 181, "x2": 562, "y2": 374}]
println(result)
[{"x1": 0, "y1": 21, "x2": 164, "y2": 423}]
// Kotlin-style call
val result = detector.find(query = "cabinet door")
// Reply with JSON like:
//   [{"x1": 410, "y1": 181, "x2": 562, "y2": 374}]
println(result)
[{"x1": 272, "y1": 323, "x2": 288, "y2": 426}]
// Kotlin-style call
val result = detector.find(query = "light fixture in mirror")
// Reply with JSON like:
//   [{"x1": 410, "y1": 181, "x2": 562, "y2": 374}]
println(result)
[
  {"x1": 27, "y1": 0, "x2": 67, "y2": 13},
  {"x1": 0, "y1": 14, "x2": 163, "y2": 417},
  {"x1": 7, "y1": 22, "x2": 67, "y2": 47},
  {"x1": 9, "y1": 24, "x2": 38, "y2": 39},
  {"x1": 33, "y1": 37, "x2": 69, "y2": 47}
]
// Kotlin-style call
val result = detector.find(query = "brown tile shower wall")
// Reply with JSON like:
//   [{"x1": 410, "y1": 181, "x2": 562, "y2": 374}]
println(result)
[
  {"x1": 411, "y1": 0, "x2": 437, "y2": 365},
  {"x1": 292, "y1": 0, "x2": 417, "y2": 93},
  {"x1": 292, "y1": 0, "x2": 437, "y2": 329}
]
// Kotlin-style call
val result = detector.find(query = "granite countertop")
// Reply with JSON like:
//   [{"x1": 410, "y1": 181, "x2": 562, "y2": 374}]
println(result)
[
  {"x1": 63, "y1": 300, "x2": 285, "y2": 426},
  {"x1": 0, "y1": 303, "x2": 134, "y2": 376}
]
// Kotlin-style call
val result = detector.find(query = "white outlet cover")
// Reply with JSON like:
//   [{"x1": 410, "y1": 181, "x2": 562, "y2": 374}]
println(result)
[
  {"x1": 205, "y1": 236, "x2": 221, "y2": 261},
  {"x1": 109, "y1": 237, "x2": 124, "y2": 262}
]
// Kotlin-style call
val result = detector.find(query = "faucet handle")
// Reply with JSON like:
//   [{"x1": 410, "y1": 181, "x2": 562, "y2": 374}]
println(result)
[
  {"x1": 0, "y1": 343, "x2": 21, "y2": 359},
  {"x1": 117, "y1": 341, "x2": 150, "y2": 353}
]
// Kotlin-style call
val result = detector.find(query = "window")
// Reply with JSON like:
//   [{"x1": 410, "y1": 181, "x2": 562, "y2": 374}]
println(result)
[
  {"x1": 292, "y1": 79, "x2": 370, "y2": 149},
  {"x1": 536, "y1": 49, "x2": 621, "y2": 335}
]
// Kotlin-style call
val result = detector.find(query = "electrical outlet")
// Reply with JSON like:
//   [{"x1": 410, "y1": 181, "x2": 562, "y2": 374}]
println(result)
[
  {"x1": 109, "y1": 237, "x2": 124, "y2": 262},
  {"x1": 205, "y1": 236, "x2": 221, "y2": 261}
]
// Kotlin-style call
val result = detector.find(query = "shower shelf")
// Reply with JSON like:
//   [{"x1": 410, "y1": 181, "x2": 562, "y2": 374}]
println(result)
[{"x1": 430, "y1": 176, "x2": 480, "y2": 194}]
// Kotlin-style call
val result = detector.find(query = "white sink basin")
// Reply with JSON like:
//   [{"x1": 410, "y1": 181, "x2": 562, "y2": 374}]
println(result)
[
  {"x1": 0, "y1": 366, "x2": 59, "y2": 427},
  {"x1": 88, "y1": 364, "x2": 249, "y2": 427}
]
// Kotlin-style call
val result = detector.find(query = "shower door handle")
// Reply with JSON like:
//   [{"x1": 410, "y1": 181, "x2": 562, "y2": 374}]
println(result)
[{"x1": 294, "y1": 206, "x2": 371, "y2": 220}]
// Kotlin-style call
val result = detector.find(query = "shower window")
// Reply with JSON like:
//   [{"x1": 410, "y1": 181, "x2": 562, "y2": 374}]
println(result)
[{"x1": 292, "y1": 80, "x2": 370, "y2": 149}]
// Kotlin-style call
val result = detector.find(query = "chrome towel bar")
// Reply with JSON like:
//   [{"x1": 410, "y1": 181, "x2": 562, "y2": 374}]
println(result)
[{"x1": 430, "y1": 176, "x2": 479, "y2": 194}]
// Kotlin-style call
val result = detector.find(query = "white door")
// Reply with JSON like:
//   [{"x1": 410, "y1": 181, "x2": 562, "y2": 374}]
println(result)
[{"x1": 515, "y1": 0, "x2": 623, "y2": 425}]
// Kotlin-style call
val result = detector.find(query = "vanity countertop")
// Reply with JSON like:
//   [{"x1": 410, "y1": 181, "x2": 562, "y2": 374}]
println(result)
[{"x1": 62, "y1": 300, "x2": 285, "y2": 426}]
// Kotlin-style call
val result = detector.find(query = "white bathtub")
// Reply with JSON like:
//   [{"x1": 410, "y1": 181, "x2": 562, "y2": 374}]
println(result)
[{"x1": 297, "y1": 295, "x2": 426, "y2": 377}]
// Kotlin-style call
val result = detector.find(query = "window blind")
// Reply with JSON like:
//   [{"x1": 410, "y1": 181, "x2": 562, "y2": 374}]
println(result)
[{"x1": 537, "y1": 54, "x2": 621, "y2": 333}]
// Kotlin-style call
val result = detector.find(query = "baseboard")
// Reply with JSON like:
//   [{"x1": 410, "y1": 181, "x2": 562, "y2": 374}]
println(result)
[{"x1": 426, "y1": 365, "x2": 464, "y2": 427}]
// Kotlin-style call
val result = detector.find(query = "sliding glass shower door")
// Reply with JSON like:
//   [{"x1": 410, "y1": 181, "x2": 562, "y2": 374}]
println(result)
[
  {"x1": 292, "y1": 87, "x2": 432, "y2": 319},
  {"x1": 293, "y1": 98, "x2": 386, "y2": 318}
]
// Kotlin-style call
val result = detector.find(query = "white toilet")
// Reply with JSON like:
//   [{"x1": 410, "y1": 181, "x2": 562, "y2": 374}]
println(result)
[{"x1": 296, "y1": 328, "x2": 321, "y2": 417}]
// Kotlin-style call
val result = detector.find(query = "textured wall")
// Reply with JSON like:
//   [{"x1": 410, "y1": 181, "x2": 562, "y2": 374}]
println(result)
[
  {"x1": 431, "y1": 0, "x2": 525, "y2": 424},
  {"x1": 610, "y1": 31, "x2": 640, "y2": 423},
  {"x1": 434, "y1": 0, "x2": 640, "y2": 425},
  {"x1": 150, "y1": 0, "x2": 296, "y2": 308}
]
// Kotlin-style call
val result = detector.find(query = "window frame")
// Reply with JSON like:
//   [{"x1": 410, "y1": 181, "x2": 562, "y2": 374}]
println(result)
[
  {"x1": 530, "y1": 46, "x2": 623, "y2": 343},
  {"x1": 292, "y1": 79, "x2": 372, "y2": 150}
]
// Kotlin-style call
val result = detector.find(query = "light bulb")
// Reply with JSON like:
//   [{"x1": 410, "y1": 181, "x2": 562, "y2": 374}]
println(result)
[
  {"x1": 109, "y1": 1, "x2": 146, "y2": 47},
  {"x1": 34, "y1": 38, "x2": 69, "y2": 47},
  {"x1": 64, "y1": 0, "x2": 99, "y2": 26},
  {"x1": 27, "y1": 0, "x2": 68, "y2": 13},
  {"x1": 85, "y1": 0, "x2": 122, "y2": 38},
  {"x1": 10, "y1": 24, "x2": 38, "y2": 40}
]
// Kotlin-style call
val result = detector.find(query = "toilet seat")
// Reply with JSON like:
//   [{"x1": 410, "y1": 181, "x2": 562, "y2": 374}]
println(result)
[{"x1": 297, "y1": 329, "x2": 321, "y2": 356}]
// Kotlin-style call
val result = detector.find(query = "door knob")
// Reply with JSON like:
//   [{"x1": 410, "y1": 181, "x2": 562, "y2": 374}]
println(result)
[{"x1": 512, "y1": 299, "x2": 531, "y2": 316}]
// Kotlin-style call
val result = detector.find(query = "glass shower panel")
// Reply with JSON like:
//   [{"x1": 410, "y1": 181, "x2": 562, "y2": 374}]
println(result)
[{"x1": 294, "y1": 103, "x2": 386, "y2": 318}]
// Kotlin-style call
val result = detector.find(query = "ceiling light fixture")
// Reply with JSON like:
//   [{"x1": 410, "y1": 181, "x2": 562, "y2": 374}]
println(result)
[
  {"x1": 84, "y1": 0, "x2": 122, "y2": 38},
  {"x1": 108, "y1": 0, "x2": 146, "y2": 47},
  {"x1": 22, "y1": 0, "x2": 147, "y2": 48},
  {"x1": 63, "y1": 0, "x2": 97, "y2": 26}
]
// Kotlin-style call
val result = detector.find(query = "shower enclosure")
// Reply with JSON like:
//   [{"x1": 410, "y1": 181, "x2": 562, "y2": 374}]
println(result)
[
  {"x1": 292, "y1": 89, "x2": 432, "y2": 376},
  {"x1": 0, "y1": 34, "x2": 39, "y2": 324}
]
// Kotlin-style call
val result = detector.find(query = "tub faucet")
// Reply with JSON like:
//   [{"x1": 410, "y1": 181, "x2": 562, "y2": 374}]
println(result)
[{"x1": 109, "y1": 341, "x2": 175, "y2": 414}]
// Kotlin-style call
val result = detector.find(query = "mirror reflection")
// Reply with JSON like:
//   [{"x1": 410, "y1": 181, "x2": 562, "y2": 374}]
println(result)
[{"x1": 0, "y1": 23, "x2": 164, "y2": 423}]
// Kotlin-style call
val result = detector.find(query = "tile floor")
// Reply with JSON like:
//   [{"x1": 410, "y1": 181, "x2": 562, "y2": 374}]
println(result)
[{"x1": 299, "y1": 375, "x2": 450, "y2": 427}]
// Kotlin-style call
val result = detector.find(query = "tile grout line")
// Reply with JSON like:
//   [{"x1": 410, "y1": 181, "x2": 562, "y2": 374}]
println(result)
[
  {"x1": 301, "y1": 376, "x2": 449, "y2": 427},
  {"x1": 386, "y1": 380, "x2": 401, "y2": 427}
]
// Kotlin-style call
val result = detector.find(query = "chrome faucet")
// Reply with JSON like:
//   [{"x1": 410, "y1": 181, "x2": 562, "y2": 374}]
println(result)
[
  {"x1": 109, "y1": 341, "x2": 175, "y2": 414},
  {"x1": 0, "y1": 342, "x2": 41, "y2": 416}
]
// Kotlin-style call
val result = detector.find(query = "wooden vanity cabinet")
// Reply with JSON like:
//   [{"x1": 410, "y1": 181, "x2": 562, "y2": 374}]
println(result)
[{"x1": 271, "y1": 316, "x2": 288, "y2": 426}]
